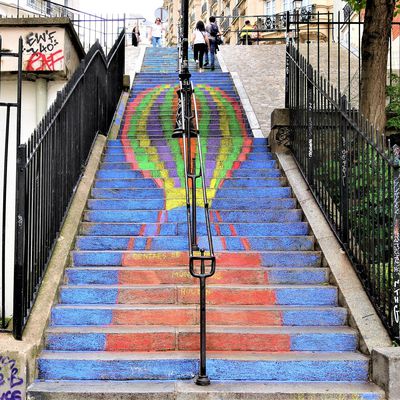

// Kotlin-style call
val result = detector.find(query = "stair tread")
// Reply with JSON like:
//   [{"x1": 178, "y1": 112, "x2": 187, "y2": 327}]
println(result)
[
  {"x1": 28, "y1": 380, "x2": 385, "y2": 397},
  {"x1": 52, "y1": 304, "x2": 343, "y2": 310},
  {"x1": 38, "y1": 351, "x2": 368, "y2": 361},
  {"x1": 46, "y1": 325, "x2": 356, "y2": 334},
  {"x1": 60, "y1": 284, "x2": 335, "y2": 289}
]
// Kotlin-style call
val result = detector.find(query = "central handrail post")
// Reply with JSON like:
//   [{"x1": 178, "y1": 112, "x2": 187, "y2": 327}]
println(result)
[
  {"x1": 173, "y1": 0, "x2": 216, "y2": 386},
  {"x1": 196, "y1": 249, "x2": 209, "y2": 385}
]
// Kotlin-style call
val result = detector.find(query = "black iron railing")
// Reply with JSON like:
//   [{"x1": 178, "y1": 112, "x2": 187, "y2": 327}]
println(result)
[
  {"x1": 286, "y1": 42, "x2": 400, "y2": 342},
  {"x1": 13, "y1": 30, "x2": 125, "y2": 340},
  {"x1": 174, "y1": 0, "x2": 216, "y2": 385},
  {"x1": 0, "y1": 36, "x2": 22, "y2": 332}
]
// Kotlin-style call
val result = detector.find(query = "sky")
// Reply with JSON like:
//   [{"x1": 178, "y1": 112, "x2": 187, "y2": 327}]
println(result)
[{"x1": 74, "y1": 0, "x2": 164, "y2": 22}]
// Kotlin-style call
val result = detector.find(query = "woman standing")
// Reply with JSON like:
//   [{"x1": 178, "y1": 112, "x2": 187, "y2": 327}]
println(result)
[
  {"x1": 132, "y1": 27, "x2": 140, "y2": 47},
  {"x1": 192, "y1": 21, "x2": 209, "y2": 72}
]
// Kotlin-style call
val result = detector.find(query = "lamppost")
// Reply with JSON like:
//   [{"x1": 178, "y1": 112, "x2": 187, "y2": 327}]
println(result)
[{"x1": 293, "y1": 0, "x2": 302, "y2": 46}]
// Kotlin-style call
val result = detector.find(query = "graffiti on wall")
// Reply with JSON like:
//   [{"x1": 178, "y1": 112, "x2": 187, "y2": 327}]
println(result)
[
  {"x1": 0, "y1": 356, "x2": 23, "y2": 400},
  {"x1": 24, "y1": 29, "x2": 64, "y2": 72}
]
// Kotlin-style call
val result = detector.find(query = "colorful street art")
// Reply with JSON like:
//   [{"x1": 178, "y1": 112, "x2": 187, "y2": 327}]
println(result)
[{"x1": 33, "y1": 48, "x2": 373, "y2": 391}]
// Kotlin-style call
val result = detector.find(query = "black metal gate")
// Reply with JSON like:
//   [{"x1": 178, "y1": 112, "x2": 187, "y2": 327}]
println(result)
[{"x1": 0, "y1": 36, "x2": 22, "y2": 333}]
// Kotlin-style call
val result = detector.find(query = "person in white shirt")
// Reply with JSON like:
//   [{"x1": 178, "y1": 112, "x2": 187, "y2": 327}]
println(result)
[
  {"x1": 191, "y1": 20, "x2": 209, "y2": 72},
  {"x1": 150, "y1": 18, "x2": 163, "y2": 47}
]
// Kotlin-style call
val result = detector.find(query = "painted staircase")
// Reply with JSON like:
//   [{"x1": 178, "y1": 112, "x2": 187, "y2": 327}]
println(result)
[{"x1": 28, "y1": 48, "x2": 384, "y2": 399}]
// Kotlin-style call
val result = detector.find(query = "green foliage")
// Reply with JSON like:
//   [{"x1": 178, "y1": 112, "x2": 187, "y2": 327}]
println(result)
[
  {"x1": 387, "y1": 74, "x2": 400, "y2": 130},
  {"x1": 346, "y1": 0, "x2": 366, "y2": 12},
  {"x1": 346, "y1": 0, "x2": 400, "y2": 16},
  {"x1": 315, "y1": 141, "x2": 392, "y2": 262}
]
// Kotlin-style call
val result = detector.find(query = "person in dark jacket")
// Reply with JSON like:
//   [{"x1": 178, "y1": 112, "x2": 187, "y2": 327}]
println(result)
[{"x1": 132, "y1": 27, "x2": 140, "y2": 47}]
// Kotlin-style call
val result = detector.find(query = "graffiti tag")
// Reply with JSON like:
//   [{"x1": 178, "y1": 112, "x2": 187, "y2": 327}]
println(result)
[
  {"x1": 24, "y1": 30, "x2": 59, "y2": 54},
  {"x1": 0, "y1": 356, "x2": 23, "y2": 400},
  {"x1": 23, "y1": 29, "x2": 64, "y2": 71},
  {"x1": 26, "y1": 49, "x2": 64, "y2": 72}
]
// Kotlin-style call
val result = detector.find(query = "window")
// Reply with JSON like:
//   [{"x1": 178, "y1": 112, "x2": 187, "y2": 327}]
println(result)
[
  {"x1": 265, "y1": 0, "x2": 275, "y2": 15},
  {"x1": 284, "y1": 0, "x2": 293, "y2": 11}
]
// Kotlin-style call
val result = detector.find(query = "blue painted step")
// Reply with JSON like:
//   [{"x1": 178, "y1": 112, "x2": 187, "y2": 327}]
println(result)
[
  {"x1": 50, "y1": 304, "x2": 347, "y2": 327},
  {"x1": 72, "y1": 250, "x2": 322, "y2": 268},
  {"x1": 79, "y1": 222, "x2": 309, "y2": 237},
  {"x1": 75, "y1": 235, "x2": 315, "y2": 251},
  {"x1": 37, "y1": 352, "x2": 369, "y2": 381}
]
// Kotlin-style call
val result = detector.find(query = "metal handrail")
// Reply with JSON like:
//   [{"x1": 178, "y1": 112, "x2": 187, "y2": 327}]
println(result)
[{"x1": 174, "y1": 0, "x2": 216, "y2": 385}]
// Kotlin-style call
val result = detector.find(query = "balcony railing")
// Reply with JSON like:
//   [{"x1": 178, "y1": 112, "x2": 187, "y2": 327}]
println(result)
[{"x1": 300, "y1": 4, "x2": 316, "y2": 22}]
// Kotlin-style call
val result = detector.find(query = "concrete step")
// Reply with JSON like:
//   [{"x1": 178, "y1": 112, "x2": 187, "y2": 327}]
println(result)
[
  {"x1": 102, "y1": 153, "x2": 275, "y2": 163},
  {"x1": 89, "y1": 188, "x2": 292, "y2": 201},
  {"x1": 79, "y1": 221, "x2": 309, "y2": 237},
  {"x1": 105, "y1": 145, "x2": 269, "y2": 154},
  {"x1": 83, "y1": 209, "x2": 302, "y2": 223},
  {"x1": 72, "y1": 250, "x2": 322, "y2": 268},
  {"x1": 95, "y1": 168, "x2": 282, "y2": 179},
  {"x1": 50, "y1": 304, "x2": 347, "y2": 327},
  {"x1": 36, "y1": 351, "x2": 369, "y2": 381},
  {"x1": 87, "y1": 197, "x2": 296, "y2": 210},
  {"x1": 93, "y1": 177, "x2": 285, "y2": 189},
  {"x1": 75, "y1": 235, "x2": 315, "y2": 252},
  {"x1": 27, "y1": 380, "x2": 386, "y2": 400},
  {"x1": 107, "y1": 138, "x2": 269, "y2": 146},
  {"x1": 45, "y1": 326, "x2": 357, "y2": 352},
  {"x1": 59, "y1": 284, "x2": 336, "y2": 306},
  {"x1": 64, "y1": 266, "x2": 328, "y2": 285},
  {"x1": 98, "y1": 159, "x2": 278, "y2": 170}
]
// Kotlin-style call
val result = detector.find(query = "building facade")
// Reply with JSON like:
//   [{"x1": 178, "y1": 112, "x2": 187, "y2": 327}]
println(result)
[
  {"x1": 163, "y1": 0, "x2": 334, "y2": 45},
  {"x1": 0, "y1": 0, "x2": 82, "y2": 18}
]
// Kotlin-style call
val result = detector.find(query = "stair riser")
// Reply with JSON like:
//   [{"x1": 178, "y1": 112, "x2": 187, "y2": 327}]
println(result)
[
  {"x1": 87, "y1": 198, "x2": 296, "y2": 210},
  {"x1": 65, "y1": 268, "x2": 327, "y2": 285},
  {"x1": 46, "y1": 332, "x2": 357, "y2": 352},
  {"x1": 103, "y1": 154, "x2": 275, "y2": 163},
  {"x1": 75, "y1": 236, "x2": 314, "y2": 252},
  {"x1": 37, "y1": 359, "x2": 368, "y2": 381},
  {"x1": 59, "y1": 287, "x2": 336, "y2": 306},
  {"x1": 99, "y1": 160, "x2": 277, "y2": 170},
  {"x1": 51, "y1": 307, "x2": 347, "y2": 327},
  {"x1": 96, "y1": 169, "x2": 282, "y2": 179},
  {"x1": 73, "y1": 251, "x2": 321, "y2": 268},
  {"x1": 80, "y1": 222, "x2": 309, "y2": 237},
  {"x1": 90, "y1": 188, "x2": 293, "y2": 200},
  {"x1": 83, "y1": 210, "x2": 301, "y2": 224},
  {"x1": 108, "y1": 138, "x2": 269, "y2": 145},
  {"x1": 106, "y1": 146, "x2": 269, "y2": 154},
  {"x1": 93, "y1": 178, "x2": 285, "y2": 189}
]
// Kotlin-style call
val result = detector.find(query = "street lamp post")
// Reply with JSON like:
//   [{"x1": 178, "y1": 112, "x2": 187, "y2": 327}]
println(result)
[{"x1": 293, "y1": 0, "x2": 302, "y2": 46}]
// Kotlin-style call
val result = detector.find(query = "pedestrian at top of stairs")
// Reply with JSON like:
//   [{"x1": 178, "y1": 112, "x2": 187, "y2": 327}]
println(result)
[
  {"x1": 192, "y1": 20, "x2": 209, "y2": 72},
  {"x1": 240, "y1": 20, "x2": 253, "y2": 45},
  {"x1": 132, "y1": 27, "x2": 140, "y2": 47},
  {"x1": 150, "y1": 18, "x2": 163, "y2": 47},
  {"x1": 205, "y1": 16, "x2": 222, "y2": 71}
]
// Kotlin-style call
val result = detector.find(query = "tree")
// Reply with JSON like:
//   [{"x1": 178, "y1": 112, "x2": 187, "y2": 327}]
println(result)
[{"x1": 348, "y1": 0, "x2": 396, "y2": 132}]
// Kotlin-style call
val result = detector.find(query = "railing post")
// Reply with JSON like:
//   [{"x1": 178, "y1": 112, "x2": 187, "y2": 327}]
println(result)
[
  {"x1": 339, "y1": 95, "x2": 349, "y2": 245},
  {"x1": 306, "y1": 62, "x2": 314, "y2": 185},
  {"x1": 392, "y1": 145, "x2": 400, "y2": 340},
  {"x1": 285, "y1": 48, "x2": 290, "y2": 108},
  {"x1": 13, "y1": 144, "x2": 27, "y2": 340}
]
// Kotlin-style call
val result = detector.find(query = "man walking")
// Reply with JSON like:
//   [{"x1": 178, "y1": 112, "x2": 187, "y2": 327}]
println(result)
[{"x1": 205, "y1": 16, "x2": 221, "y2": 71}]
